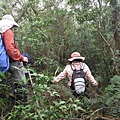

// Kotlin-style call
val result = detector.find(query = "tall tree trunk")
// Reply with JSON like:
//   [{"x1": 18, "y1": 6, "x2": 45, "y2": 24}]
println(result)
[{"x1": 111, "y1": 0, "x2": 120, "y2": 49}]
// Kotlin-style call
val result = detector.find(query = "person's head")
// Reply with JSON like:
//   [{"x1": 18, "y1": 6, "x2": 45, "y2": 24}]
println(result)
[
  {"x1": 68, "y1": 52, "x2": 85, "y2": 64},
  {"x1": 2, "y1": 14, "x2": 19, "y2": 27},
  {"x1": 0, "y1": 14, "x2": 19, "y2": 33}
]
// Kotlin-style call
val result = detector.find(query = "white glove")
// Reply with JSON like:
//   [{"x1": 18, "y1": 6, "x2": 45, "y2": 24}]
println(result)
[
  {"x1": 92, "y1": 81, "x2": 98, "y2": 86},
  {"x1": 23, "y1": 57, "x2": 28, "y2": 63},
  {"x1": 52, "y1": 80, "x2": 57, "y2": 83}
]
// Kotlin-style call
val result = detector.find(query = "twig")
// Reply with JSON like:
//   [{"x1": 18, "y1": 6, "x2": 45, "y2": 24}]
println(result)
[
  {"x1": 98, "y1": 115, "x2": 115, "y2": 120},
  {"x1": 27, "y1": 69, "x2": 40, "y2": 108},
  {"x1": 80, "y1": 13, "x2": 119, "y2": 75},
  {"x1": 86, "y1": 107, "x2": 104, "y2": 119},
  {"x1": 54, "y1": 66, "x2": 59, "y2": 76}
]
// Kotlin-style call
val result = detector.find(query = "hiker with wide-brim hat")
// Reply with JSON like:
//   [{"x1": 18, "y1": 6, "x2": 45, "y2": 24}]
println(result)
[{"x1": 52, "y1": 52, "x2": 98, "y2": 97}]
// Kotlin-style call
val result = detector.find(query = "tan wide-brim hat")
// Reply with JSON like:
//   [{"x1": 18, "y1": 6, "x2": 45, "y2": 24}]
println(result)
[
  {"x1": 0, "y1": 14, "x2": 19, "y2": 33},
  {"x1": 68, "y1": 52, "x2": 85, "y2": 62}
]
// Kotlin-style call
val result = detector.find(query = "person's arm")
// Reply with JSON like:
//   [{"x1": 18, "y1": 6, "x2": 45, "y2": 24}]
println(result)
[
  {"x1": 52, "y1": 66, "x2": 68, "y2": 83},
  {"x1": 2, "y1": 29, "x2": 28, "y2": 62},
  {"x1": 84, "y1": 64, "x2": 98, "y2": 86}
]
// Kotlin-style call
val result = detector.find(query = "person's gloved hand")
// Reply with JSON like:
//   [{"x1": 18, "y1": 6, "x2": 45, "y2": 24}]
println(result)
[
  {"x1": 22, "y1": 53, "x2": 31, "y2": 66},
  {"x1": 92, "y1": 81, "x2": 98, "y2": 86},
  {"x1": 52, "y1": 80, "x2": 57, "y2": 83},
  {"x1": 23, "y1": 57, "x2": 28, "y2": 63}
]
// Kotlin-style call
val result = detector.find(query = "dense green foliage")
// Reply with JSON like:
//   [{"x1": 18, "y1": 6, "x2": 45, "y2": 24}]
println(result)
[{"x1": 0, "y1": 0, "x2": 120, "y2": 119}]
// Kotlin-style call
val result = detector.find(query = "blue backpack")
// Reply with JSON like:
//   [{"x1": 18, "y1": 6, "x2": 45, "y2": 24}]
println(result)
[{"x1": 0, "y1": 34, "x2": 9, "y2": 73}]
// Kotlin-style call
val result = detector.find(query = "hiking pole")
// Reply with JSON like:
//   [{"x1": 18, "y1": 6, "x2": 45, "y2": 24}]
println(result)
[{"x1": 27, "y1": 68, "x2": 40, "y2": 108}]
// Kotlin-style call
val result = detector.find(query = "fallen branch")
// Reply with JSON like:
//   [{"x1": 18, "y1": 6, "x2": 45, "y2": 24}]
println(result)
[
  {"x1": 86, "y1": 107, "x2": 104, "y2": 119},
  {"x1": 98, "y1": 115, "x2": 115, "y2": 120}
]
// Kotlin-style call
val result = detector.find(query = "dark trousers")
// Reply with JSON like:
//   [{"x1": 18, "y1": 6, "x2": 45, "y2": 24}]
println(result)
[
  {"x1": 9, "y1": 61, "x2": 26, "y2": 83},
  {"x1": 8, "y1": 61, "x2": 27, "y2": 100}
]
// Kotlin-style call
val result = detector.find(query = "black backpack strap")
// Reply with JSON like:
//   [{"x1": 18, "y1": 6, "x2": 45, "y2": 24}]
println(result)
[
  {"x1": 80, "y1": 63, "x2": 85, "y2": 70},
  {"x1": 71, "y1": 64, "x2": 76, "y2": 71}
]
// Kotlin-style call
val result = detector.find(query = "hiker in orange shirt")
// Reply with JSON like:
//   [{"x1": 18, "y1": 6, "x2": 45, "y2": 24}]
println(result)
[{"x1": 0, "y1": 14, "x2": 28, "y2": 98}]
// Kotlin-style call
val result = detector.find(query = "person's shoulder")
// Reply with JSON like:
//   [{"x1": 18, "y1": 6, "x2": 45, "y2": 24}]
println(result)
[
  {"x1": 4, "y1": 29, "x2": 13, "y2": 35},
  {"x1": 82, "y1": 62, "x2": 89, "y2": 69},
  {"x1": 5, "y1": 29, "x2": 13, "y2": 33},
  {"x1": 81, "y1": 62, "x2": 86, "y2": 65},
  {"x1": 64, "y1": 64, "x2": 71, "y2": 70}
]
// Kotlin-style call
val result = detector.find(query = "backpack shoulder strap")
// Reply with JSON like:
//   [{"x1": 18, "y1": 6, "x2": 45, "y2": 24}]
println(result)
[
  {"x1": 0, "y1": 34, "x2": 3, "y2": 45},
  {"x1": 0, "y1": 34, "x2": 4, "y2": 43},
  {"x1": 71, "y1": 64, "x2": 76, "y2": 71},
  {"x1": 80, "y1": 63, "x2": 85, "y2": 70}
]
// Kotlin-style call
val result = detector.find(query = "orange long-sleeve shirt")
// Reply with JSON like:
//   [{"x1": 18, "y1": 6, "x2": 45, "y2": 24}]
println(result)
[{"x1": 2, "y1": 29, "x2": 24, "y2": 61}]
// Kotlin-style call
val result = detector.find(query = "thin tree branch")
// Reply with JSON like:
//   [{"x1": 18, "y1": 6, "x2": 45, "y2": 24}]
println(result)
[{"x1": 80, "y1": 13, "x2": 119, "y2": 75}]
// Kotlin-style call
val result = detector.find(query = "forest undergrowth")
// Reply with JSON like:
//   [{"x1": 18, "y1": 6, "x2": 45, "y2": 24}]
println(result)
[{"x1": 0, "y1": 70, "x2": 120, "y2": 120}]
